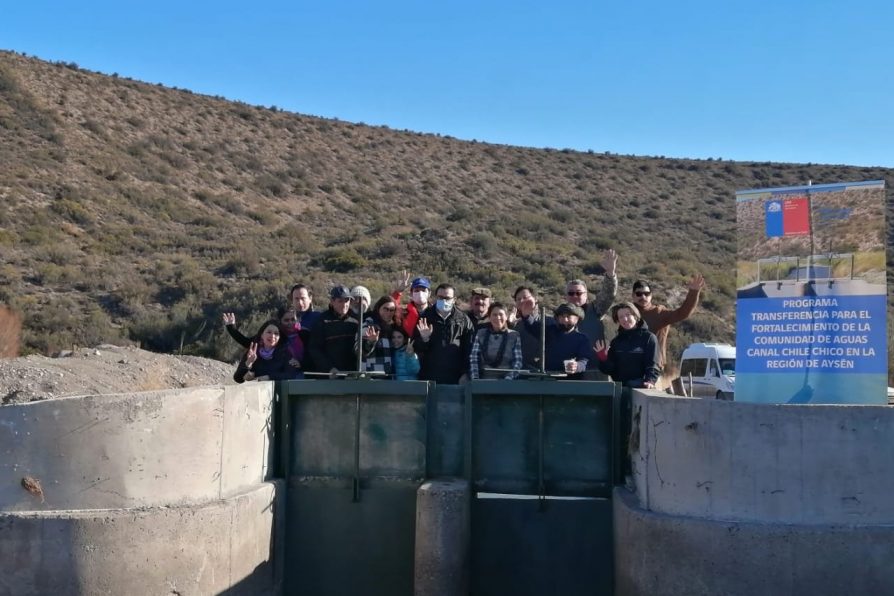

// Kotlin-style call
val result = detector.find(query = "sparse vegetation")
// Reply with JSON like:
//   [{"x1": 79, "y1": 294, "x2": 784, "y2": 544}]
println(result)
[{"x1": 0, "y1": 50, "x2": 891, "y2": 379}]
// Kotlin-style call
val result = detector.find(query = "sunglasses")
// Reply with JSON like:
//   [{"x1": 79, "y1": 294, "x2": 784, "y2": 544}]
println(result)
[
  {"x1": 566, "y1": 291, "x2": 585, "y2": 296},
  {"x1": 382, "y1": 306, "x2": 397, "y2": 312},
  {"x1": 635, "y1": 291, "x2": 652, "y2": 297}
]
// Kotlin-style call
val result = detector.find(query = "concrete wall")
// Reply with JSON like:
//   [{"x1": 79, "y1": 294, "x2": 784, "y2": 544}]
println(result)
[
  {"x1": 0, "y1": 481, "x2": 284, "y2": 596},
  {"x1": 0, "y1": 383, "x2": 281, "y2": 596},
  {"x1": 630, "y1": 392, "x2": 894, "y2": 524},
  {"x1": 0, "y1": 384, "x2": 273, "y2": 510},
  {"x1": 614, "y1": 487, "x2": 894, "y2": 596},
  {"x1": 616, "y1": 391, "x2": 894, "y2": 596}
]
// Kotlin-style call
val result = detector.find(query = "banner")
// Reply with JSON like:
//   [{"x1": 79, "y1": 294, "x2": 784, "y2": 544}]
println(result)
[{"x1": 735, "y1": 180, "x2": 887, "y2": 404}]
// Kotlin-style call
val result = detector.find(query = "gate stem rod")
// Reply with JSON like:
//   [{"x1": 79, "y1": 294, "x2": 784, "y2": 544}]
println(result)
[
  {"x1": 538, "y1": 394, "x2": 546, "y2": 511},
  {"x1": 353, "y1": 393, "x2": 361, "y2": 502}
]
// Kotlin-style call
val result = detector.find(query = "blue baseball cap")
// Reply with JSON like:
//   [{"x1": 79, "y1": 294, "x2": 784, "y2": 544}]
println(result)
[{"x1": 410, "y1": 277, "x2": 431, "y2": 290}]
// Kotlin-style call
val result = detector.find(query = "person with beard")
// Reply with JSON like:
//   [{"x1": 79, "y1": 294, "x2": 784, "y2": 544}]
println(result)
[
  {"x1": 413, "y1": 283, "x2": 475, "y2": 384},
  {"x1": 350, "y1": 285, "x2": 373, "y2": 319},
  {"x1": 593, "y1": 302, "x2": 660, "y2": 388},
  {"x1": 544, "y1": 303, "x2": 591, "y2": 380},
  {"x1": 466, "y1": 287, "x2": 492, "y2": 329}
]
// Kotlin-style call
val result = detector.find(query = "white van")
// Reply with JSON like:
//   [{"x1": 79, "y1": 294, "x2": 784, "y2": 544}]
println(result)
[{"x1": 678, "y1": 343, "x2": 735, "y2": 400}]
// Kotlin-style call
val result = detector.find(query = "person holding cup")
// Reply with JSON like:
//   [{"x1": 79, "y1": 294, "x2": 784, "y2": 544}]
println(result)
[{"x1": 544, "y1": 303, "x2": 591, "y2": 379}]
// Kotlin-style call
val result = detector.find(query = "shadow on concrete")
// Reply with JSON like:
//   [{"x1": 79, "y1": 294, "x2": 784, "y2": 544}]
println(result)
[{"x1": 216, "y1": 559, "x2": 279, "y2": 596}]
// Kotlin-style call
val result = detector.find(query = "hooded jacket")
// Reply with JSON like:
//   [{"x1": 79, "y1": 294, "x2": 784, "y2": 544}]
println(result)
[{"x1": 596, "y1": 319, "x2": 660, "y2": 387}]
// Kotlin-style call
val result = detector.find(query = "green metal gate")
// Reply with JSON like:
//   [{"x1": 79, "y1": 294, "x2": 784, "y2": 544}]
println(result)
[
  {"x1": 467, "y1": 380, "x2": 620, "y2": 596},
  {"x1": 279, "y1": 380, "x2": 431, "y2": 596},
  {"x1": 277, "y1": 379, "x2": 621, "y2": 596}
]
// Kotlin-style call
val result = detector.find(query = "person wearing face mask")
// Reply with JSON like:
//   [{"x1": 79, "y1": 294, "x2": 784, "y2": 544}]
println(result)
[
  {"x1": 593, "y1": 302, "x2": 660, "y2": 388},
  {"x1": 544, "y1": 303, "x2": 591, "y2": 380},
  {"x1": 389, "y1": 273, "x2": 432, "y2": 338},
  {"x1": 413, "y1": 282, "x2": 475, "y2": 384}
]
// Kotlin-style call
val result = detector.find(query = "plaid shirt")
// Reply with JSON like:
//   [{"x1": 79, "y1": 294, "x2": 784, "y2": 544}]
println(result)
[
  {"x1": 469, "y1": 328, "x2": 523, "y2": 380},
  {"x1": 357, "y1": 317, "x2": 393, "y2": 375}
]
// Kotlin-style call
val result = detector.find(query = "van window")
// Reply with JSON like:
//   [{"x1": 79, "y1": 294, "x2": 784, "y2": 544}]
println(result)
[
  {"x1": 680, "y1": 358, "x2": 708, "y2": 377},
  {"x1": 718, "y1": 358, "x2": 735, "y2": 376}
]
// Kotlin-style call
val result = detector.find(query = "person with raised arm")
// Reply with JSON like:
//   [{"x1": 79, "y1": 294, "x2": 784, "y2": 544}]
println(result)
[
  {"x1": 631, "y1": 274, "x2": 706, "y2": 373},
  {"x1": 413, "y1": 283, "x2": 475, "y2": 384},
  {"x1": 233, "y1": 319, "x2": 296, "y2": 383},
  {"x1": 565, "y1": 248, "x2": 619, "y2": 380}
]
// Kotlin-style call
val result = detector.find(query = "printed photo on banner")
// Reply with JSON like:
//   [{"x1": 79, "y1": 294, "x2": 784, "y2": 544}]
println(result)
[{"x1": 735, "y1": 180, "x2": 887, "y2": 404}]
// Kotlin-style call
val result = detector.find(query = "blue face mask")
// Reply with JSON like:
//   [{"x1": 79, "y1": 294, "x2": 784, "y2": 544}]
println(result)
[{"x1": 436, "y1": 298, "x2": 454, "y2": 312}]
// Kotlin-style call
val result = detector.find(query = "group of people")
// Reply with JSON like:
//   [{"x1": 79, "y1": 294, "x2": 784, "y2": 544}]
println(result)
[{"x1": 225, "y1": 250, "x2": 706, "y2": 389}]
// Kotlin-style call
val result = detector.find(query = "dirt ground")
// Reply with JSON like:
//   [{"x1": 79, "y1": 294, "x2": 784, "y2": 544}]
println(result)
[{"x1": 0, "y1": 344, "x2": 234, "y2": 405}]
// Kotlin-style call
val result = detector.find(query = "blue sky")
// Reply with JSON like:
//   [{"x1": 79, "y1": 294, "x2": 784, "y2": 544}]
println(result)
[{"x1": 2, "y1": 0, "x2": 892, "y2": 167}]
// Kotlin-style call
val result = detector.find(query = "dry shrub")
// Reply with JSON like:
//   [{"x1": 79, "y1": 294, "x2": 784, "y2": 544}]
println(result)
[{"x1": 0, "y1": 306, "x2": 22, "y2": 358}]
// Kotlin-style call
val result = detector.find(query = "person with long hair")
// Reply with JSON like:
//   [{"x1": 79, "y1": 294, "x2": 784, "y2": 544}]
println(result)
[
  {"x1": 358, "y1": 295, "x2": 401, "y2": 375},
  {"x1": 233, "y1": 319, "x2": 297, "y2": 383}
]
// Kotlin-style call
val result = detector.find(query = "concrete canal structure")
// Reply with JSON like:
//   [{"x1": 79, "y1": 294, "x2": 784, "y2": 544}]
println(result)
[{"x1": 2, "y1": 380, "x2": 892, "y2": 595}]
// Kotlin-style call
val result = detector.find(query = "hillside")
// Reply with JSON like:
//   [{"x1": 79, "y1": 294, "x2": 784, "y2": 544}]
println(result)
[{"x1": 0, "y1": 50, "x2": 891, "y2": 374}]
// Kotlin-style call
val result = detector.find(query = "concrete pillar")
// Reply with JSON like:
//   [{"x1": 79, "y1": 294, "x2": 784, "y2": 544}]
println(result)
[{"x1": 414, "y1": 478, "x2": 470, "y2": 596}]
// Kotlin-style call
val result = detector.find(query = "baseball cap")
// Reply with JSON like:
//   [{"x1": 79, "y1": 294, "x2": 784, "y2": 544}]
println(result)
[
  {"x1": 410, "y1": 277, "x2": 431, "y2": 290},
  {"x1": 329, "y1": 285, "x2": 351, "y2": 299}
]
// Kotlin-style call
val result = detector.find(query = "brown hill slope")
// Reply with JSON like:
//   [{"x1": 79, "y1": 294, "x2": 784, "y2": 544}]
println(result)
[{"x1": 0, "y1": 50, "x2": 891, "y2": 374}]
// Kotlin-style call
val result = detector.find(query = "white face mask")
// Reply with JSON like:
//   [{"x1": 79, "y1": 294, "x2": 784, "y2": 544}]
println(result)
[{"x1": 412, "y1": 290, "x2": 429, "y2": 305}]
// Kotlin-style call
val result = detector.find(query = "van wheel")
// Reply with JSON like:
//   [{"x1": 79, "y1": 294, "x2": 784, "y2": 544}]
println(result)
[{"x1": 715, "y1": 391, "x2": 724, "y2": 400}]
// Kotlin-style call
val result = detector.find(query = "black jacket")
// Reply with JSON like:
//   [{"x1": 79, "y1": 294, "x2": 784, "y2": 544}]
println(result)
[
  {"x1": 514, "y1": 310, "x2": 555, "y2": 371},
  {"x1": 413, "y1": 306, "x2": 475, "y2": 384},
  {"x1": 308, "y1": 308, "x2": 362, "y2": 372},
  {"x1": 597, "y1": 320, "x2": 660, "y2": 387},
  {"x1": 234, "y1": 344, "x2": 296, "y2": 383}
]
